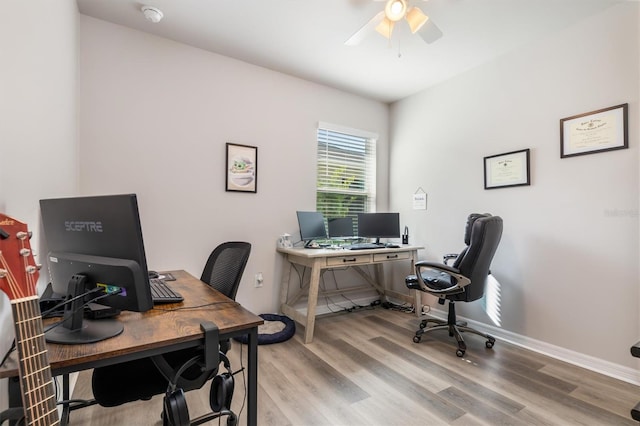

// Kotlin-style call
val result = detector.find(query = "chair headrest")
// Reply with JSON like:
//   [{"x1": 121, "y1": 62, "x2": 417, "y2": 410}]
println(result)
[{"x1": 464, "y1": 213, "x2": 491, "y2": 245}]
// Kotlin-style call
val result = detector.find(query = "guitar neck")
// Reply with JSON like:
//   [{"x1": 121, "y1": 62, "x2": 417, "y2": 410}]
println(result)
[{"x1": 11, "y1": 296, "x2": 59, "y2": 426}]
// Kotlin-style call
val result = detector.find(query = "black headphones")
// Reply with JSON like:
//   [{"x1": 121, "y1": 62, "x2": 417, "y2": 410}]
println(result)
[
  {"x1": 163, "y1": 355, "x2": 198, "y2": 426},
  {"x1": 162, "y1": 352, "x2": 236, "y2": 426},
  {"x1": 209, "y1": 352, "x2": 234, "y2": 413}
]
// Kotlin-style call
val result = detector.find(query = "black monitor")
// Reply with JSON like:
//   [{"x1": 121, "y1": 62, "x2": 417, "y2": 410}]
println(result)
[
  {"x1": 40, "y1": 194, "x2": 153, "y2": 344},
  {"x1": 296, "y1": 211, "x2": 327, "y2": 248},
  {"x1": 357, "y1": 212, "x2": 400, "y2": 244},
  {"x1": 328, "y1": 217, "x2": 355, "y2": 238}
]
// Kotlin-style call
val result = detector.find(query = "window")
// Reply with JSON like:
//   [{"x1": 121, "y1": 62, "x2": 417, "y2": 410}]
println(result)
[{"x1": 316, "y1": 122, "x2": 377, "y2": 231}]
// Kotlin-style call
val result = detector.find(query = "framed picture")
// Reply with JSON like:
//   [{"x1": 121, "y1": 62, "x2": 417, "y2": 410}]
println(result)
[
  {"x1": 226, "y1": 143, "x2": 257, "y2": 193},
  {"x1": 560, "y1": 103, "x2": 628, "y2": 158},
  {"x1": 484, "y1": 149, "x2": 530, "y2": 190}
]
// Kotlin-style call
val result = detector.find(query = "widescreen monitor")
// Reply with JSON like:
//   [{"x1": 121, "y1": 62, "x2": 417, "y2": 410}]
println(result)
[
  {"x1": 296, "y1": 211, "x2": 327, "y2": 248},
  {"x1": 39, "y1": 194, "x2": 153, "y2": 344},
  {"x1": 357, "y1": 212, "x2": 400, "y2": 244},
  {"x1": 328, "y1": 217, "x2": 355, "y2": 238}
]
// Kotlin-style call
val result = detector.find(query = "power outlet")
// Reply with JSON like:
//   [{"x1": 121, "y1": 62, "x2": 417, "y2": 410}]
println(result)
[{"x1": 255, "y1": 272, "x2": 264, "y2": 288}]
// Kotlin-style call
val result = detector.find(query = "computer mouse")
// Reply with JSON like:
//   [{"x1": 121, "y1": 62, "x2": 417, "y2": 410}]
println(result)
[{"x1": 148, "y1": 270, "x2": 159, "y2": 279}]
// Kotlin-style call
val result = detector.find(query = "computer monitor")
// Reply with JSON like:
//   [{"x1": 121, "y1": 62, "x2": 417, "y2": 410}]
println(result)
[
  {"x1": 328, "y1": 217, "x2": 355, "y2": 238},
  {"x1": 357, "y1": 212, "x2": 400, "y2": 244},
  {"x1": 296, "y1": 211, "x2": 327, "y2": 248},
  {"x1": 39, "y1": 194, "x2": 153, "y2": 344}
]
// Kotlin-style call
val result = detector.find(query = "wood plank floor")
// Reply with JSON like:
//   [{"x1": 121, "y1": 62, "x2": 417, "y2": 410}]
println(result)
[{"x1": 69, "y1": 307, "x2": 640, "y2": 425}]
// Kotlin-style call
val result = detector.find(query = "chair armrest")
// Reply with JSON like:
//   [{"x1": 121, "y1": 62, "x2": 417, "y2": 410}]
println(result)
[
  {"x1": 412, "y1": 261, "x2": 471, "y2": 295},
  {"x1": 415, "y1": 260, "x2": 461, "y2": 275},
  {"x1": 442, "y1": 253, "x2": 458, "y2": 265}
]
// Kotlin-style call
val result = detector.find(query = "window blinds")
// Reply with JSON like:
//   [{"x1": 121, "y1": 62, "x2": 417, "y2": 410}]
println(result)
[{"x1": 316, "y1": 124, "x2": 377, "y2": 224}]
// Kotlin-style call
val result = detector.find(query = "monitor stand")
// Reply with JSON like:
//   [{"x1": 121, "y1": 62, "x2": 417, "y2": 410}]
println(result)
[
  {"x1": 304, "y1": 240, "x2": 325, "y2": 249},
  {"x1": 45, "y1": 275, "x2": 123, "y2": 344}
]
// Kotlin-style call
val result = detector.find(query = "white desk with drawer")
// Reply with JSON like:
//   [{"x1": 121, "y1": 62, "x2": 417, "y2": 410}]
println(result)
[{"x1": 277, "y1": 245, "x2": 423, "y2": 343}]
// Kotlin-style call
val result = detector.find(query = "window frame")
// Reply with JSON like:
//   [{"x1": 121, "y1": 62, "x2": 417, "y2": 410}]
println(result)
[{"x1": 316, "y1": 122, "x2": 378, "y2": 235}]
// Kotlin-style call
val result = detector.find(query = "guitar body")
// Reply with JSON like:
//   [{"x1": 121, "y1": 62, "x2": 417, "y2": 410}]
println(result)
[{"x1": 0, "y1": 213, "x2": 59, "y2": 425}]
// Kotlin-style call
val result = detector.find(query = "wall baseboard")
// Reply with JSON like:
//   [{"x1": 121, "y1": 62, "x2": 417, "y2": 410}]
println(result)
[
  {"x1": 426, "y1": 307, "x2": 640, "y2": 386},
  {"x1": 295, "y1": 299, "x2": 640, "y2": 385}
]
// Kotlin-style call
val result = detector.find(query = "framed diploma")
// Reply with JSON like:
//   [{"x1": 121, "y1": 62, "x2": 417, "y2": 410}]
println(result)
[
  {"x1": 484, "y1": 149, "x2": 530, "y2": 190},
  {"x1": 560, "y1": 103, "x2": 628, "y2": 158}
]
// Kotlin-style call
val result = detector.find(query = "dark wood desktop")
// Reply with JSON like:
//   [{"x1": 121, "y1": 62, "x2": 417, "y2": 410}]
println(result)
[{"x1": 0, "y1": 270, "x2": 263, "y2": 425}]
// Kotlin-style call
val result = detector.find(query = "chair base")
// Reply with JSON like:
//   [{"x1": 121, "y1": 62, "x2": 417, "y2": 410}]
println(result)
[{"x1": 413, "y1": 302, "x2": 495, "y2": 357}]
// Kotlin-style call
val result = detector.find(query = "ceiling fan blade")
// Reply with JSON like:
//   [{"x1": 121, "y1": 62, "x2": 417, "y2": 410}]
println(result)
[
  {"x1": 375, "y1": 17, "x2": 395, "y2": 39},
  {"x1": 344, "y1": 10, "x2": 385, "y2": 46},
  {"x1": 417, "y1": 18, "x2": 443, "y2": 44},
  {"x1": 406, "y1": 6, "x2": 428, "y2": 33}
]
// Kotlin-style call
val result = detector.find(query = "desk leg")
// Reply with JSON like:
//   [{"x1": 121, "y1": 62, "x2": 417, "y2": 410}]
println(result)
[
  {"x1": 279, "y1": 257, "x2": 292, "y2": 307},
  {"x1": 7, "y1": 377, "x2": 22, "y2": 426},
  {"x1": 247, "y1": 327, "x2": 258, "y2": 426},
  {"x1": 411, "y1": 249, "x2": 422, "y2": 317},
  {"x1": 304, "y1": 261, "x2": 321, "y2": 344},
  {"x1": 61, "y1": 374, "x2": 70, "y2": 425}
]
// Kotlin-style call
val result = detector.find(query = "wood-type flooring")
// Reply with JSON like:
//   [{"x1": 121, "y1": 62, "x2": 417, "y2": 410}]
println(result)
[{"x1": 69, "y1": 307, "x2": 640, "y2": 425}]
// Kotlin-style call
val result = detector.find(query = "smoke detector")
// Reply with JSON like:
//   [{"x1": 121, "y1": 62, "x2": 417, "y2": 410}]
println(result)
[{"x1": 141, "y1": 6, "x2": 163, "y2": 23}]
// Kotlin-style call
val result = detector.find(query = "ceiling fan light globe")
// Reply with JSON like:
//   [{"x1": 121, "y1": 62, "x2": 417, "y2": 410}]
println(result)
[
  {"x1": 375, "y1": 17, "x2": 395, "y2": 39},
  {"x1": 406, "y1": 7, "x2": 429, "y2": 34},
  {"x1": 384, "y1": 0, "x2": 407, "y2": 22}
]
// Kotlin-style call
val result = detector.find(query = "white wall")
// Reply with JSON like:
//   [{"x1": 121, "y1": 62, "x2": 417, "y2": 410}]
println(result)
[
  {"x1": 2, "y1": 2, "x2": 635, "y2": 406},
  {"x1": 390, "y1": 3, "x2": 639, "y2": 370},
  {"x1": 637, "y1": 0, "x2": 640, "y2": 373},
  {"x1": 78, "y1": 16, "x2": 389, "y2": 316},
  {"x1": 0, "y1": 0, "x2": 78, "y2": 412}
]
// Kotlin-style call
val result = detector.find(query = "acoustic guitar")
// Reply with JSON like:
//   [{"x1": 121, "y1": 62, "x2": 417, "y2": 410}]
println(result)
[{"x1": 0, "y1": 213, "x2": 59, "y2": 425}]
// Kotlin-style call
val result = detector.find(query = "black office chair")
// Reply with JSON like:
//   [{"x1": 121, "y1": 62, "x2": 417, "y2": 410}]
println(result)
[
  {"x1": 91, "y1": 242, "x2": 251, "y2": 425},
  {"x1": 406, "y1": 214, "x2": 502, "y2": 357},
  {"x1": 200, "y1": 241, "x2": 252, "y2": 353}
]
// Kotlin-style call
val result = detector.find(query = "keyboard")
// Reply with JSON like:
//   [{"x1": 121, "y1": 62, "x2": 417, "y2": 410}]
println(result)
[
  {"x1": 345, "y1": 243, "x2": 386, "y2": 250},
  {"x1": 150, "y1": 278, "x2": 184, "y2": 304}
]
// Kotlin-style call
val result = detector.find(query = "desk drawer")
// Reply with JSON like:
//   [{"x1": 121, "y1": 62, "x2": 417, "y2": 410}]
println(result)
[
  {"x1": 373, "y1": 251, "x2": 411, "y2": 262},
  {"x1": 326, "y1": 254, "x2": 371, "y2": 266}
]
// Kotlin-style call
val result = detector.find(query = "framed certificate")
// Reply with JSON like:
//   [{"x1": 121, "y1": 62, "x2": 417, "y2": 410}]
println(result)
[
  {"x1": 484, "y1": 149, "x2": 530, "y2": 190},
  {"x1": 560, "y1": 103, "x2": 628, "y2": 158}
]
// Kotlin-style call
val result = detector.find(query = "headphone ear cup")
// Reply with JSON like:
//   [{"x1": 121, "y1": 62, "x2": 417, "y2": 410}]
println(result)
[
  {"x1": 164, "y1": 388, "x2": 190, "y2": 426},
  {"x1": 209, "y1": 372, "x2": 234, "y2": 412}
]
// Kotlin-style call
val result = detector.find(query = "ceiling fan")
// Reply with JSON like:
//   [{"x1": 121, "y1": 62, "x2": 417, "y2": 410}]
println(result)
[{"x1": 345, "y1": 0, "x2": 443, "y2": 46}]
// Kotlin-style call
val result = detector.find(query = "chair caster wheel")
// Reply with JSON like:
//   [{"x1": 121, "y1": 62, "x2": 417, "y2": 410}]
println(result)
[
  {"x1": 456, "y1": 349, "x2": 465, "y2": 357},
  {"x1": 419, "y1": 321, "x2": 427, "y2": 329},
  {"x1": 413, "y1": 335, "x2": 421, "y2": 343},
  {"x1": 486, "y1": 340, "x2": 495, "y2": 349}
]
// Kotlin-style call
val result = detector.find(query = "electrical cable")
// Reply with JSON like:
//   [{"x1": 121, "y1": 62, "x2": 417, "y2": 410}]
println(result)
[
  {"x1": 1, "y1": 287, "x2": 123, "y2": 367},
  {"x1": 41, "y1": 286, "x2": 104, "y2": 318},
  {"x1": 153, "y1": 301, "x2": 239, "y2": 312},
  {"x1": 0, "y1": 340, "x2": 16, "y2": 368},
  {"x1": 236, "y1": 342, "x2": 247, "y2": 421},
  {"x1": 44, "y1": 288, "x2": 124, "y2": 333},
  {"x1": 381, "y1": 300, "x2": 415, "y2": 313},
  {"x1": 340, "y1": 294, "x2": 369, "y2": 309}
]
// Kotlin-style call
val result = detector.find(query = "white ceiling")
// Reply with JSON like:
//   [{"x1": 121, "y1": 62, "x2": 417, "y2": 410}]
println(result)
[{"x1": 76, "y1": 0, "x2": 623, "y2": 103}]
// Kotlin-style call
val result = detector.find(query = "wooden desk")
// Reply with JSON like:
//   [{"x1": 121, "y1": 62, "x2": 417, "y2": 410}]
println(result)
[
  {"x1": 0, "y1": 270, "x2": 263, "y2": 425},
  {"x1": 277, "y1": 245, "x2": 422, "y2": 344}
]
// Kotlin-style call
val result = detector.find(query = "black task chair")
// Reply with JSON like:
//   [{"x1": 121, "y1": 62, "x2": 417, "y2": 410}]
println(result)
[
  {"x1": 91, "y1": 242, "x2": 251, "y2": 426},
  {"x1": 200, "y1": 242, "x2": 252, "y2": 353},
  {"x1": 406, "y1": 214, "x2": 502, "y2": 357}
]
